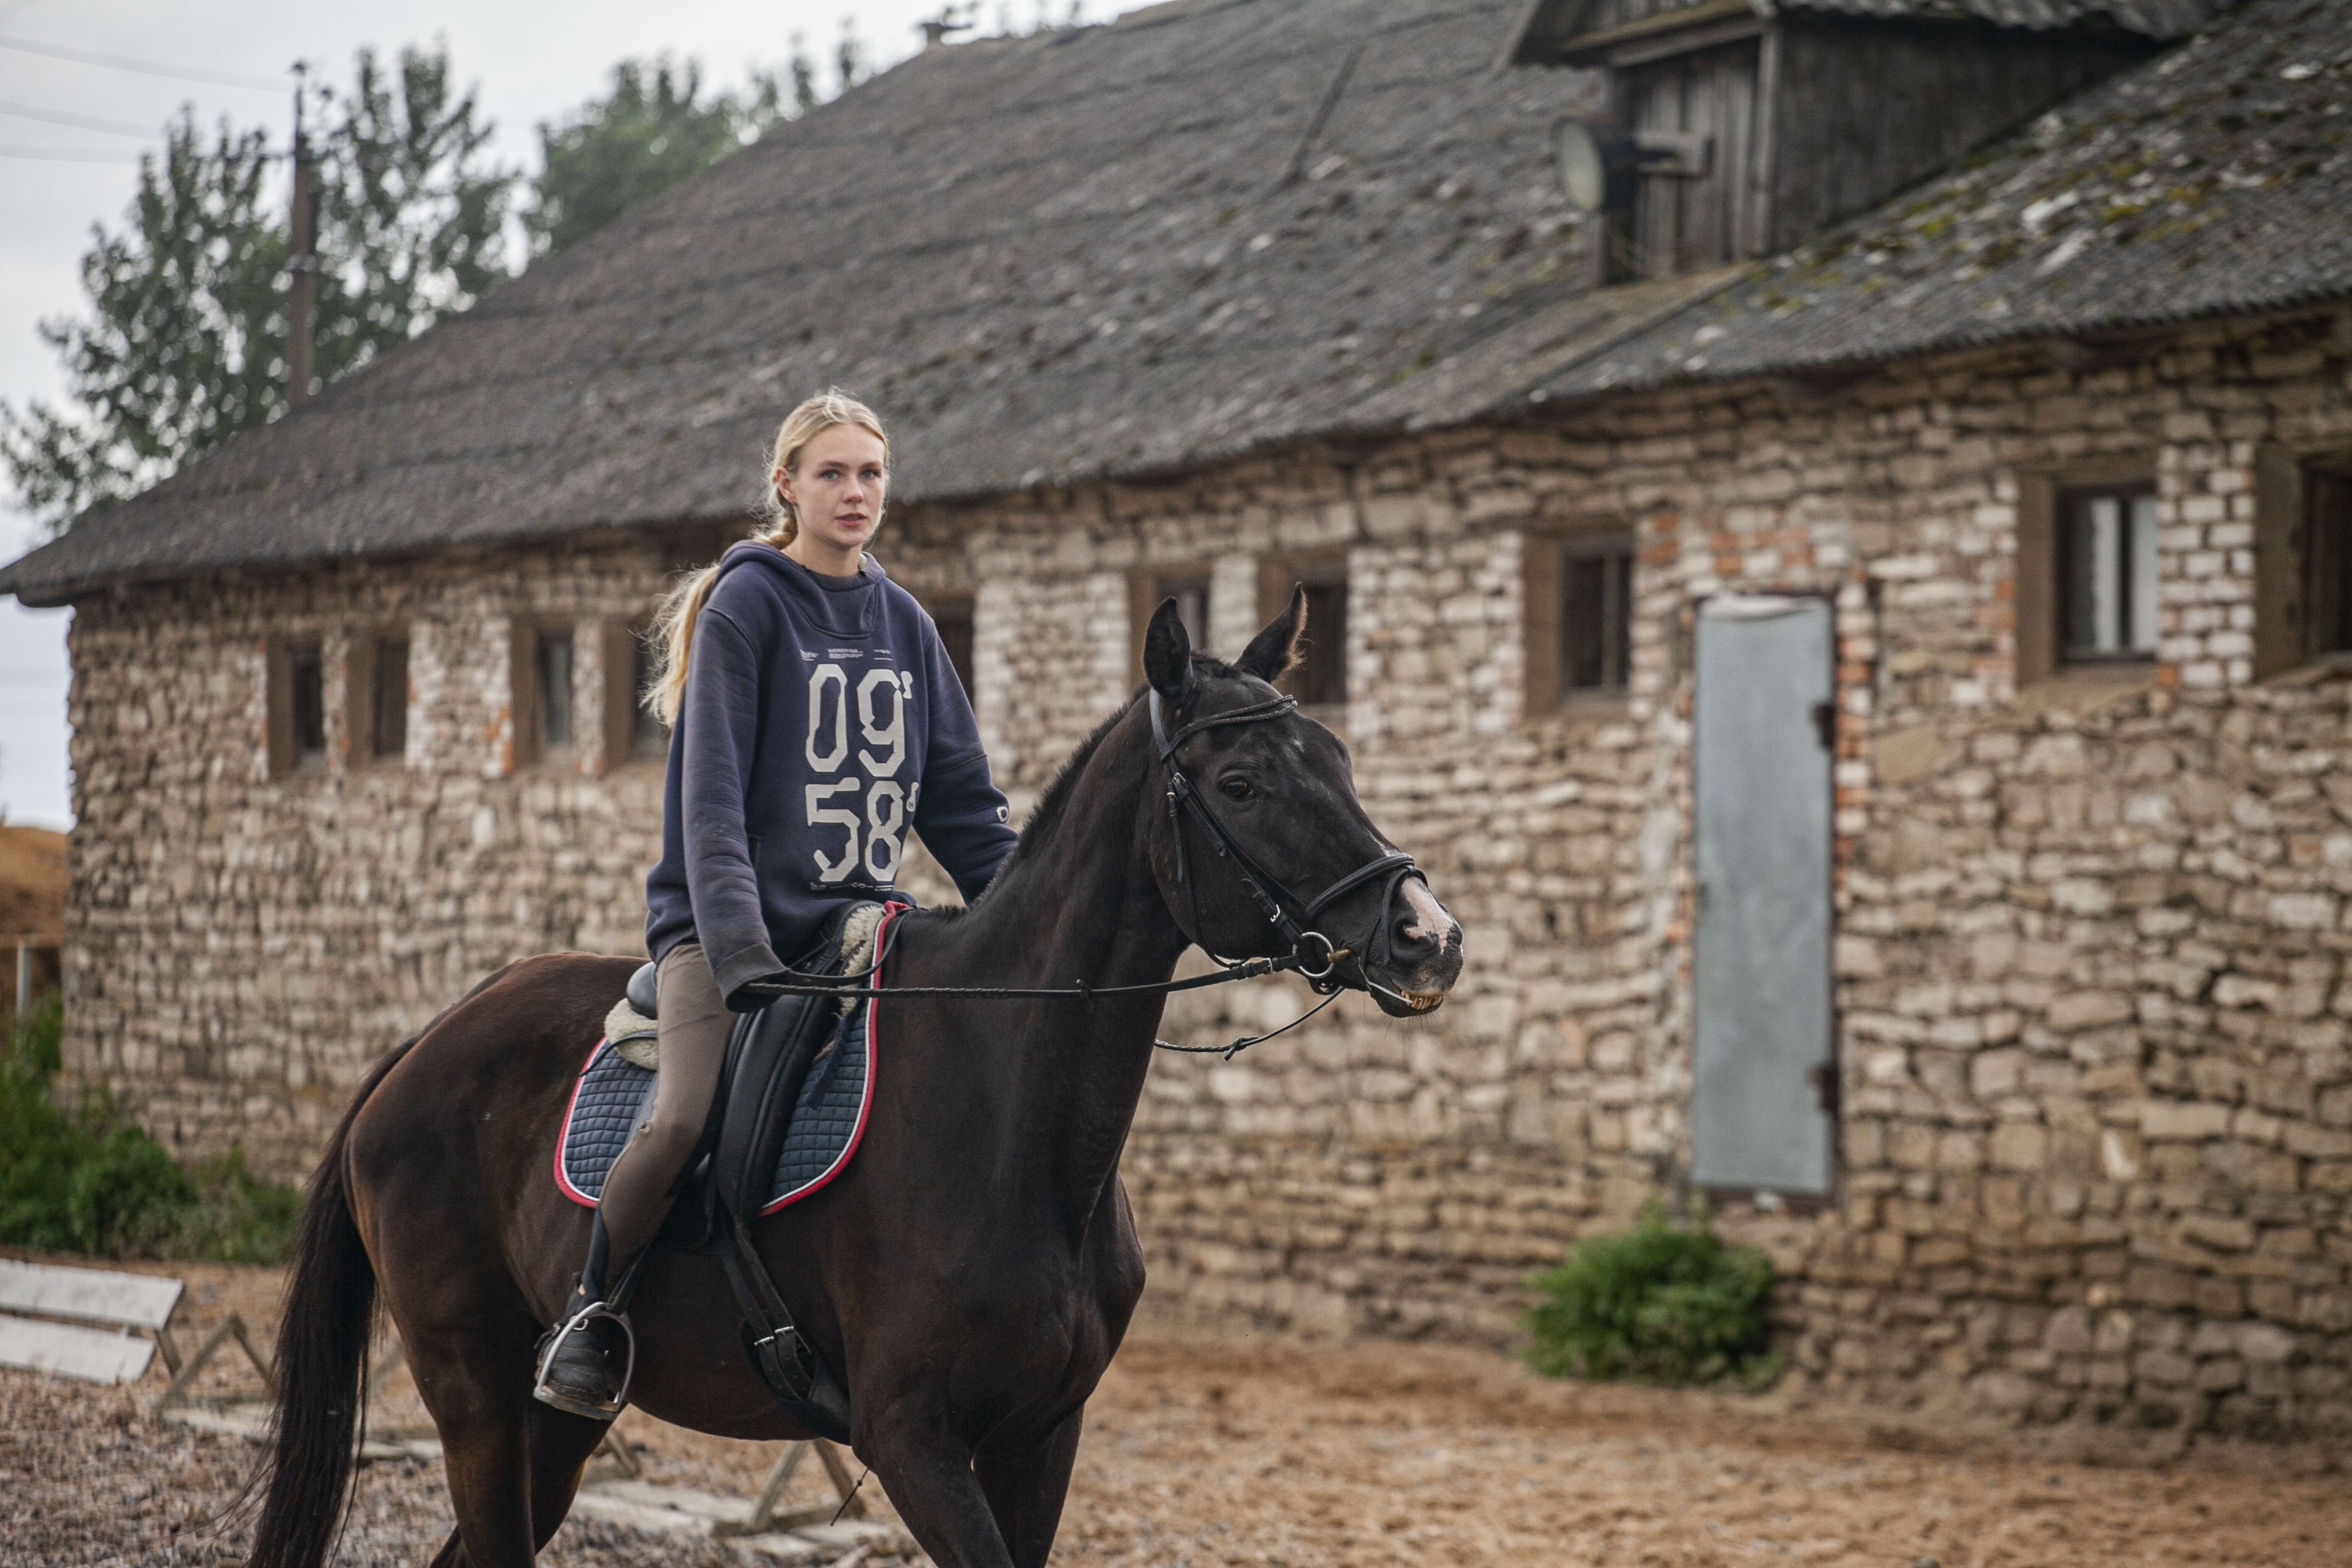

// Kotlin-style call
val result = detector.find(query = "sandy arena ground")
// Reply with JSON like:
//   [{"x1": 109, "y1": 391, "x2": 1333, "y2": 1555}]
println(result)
[{"x1": 6, "y1": 1254, "x2": 2350, "y2": 1567}]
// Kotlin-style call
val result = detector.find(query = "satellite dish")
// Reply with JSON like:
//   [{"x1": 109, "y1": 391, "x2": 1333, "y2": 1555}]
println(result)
[{"x1": 1555, "y1": 119, "x2": 1634, "y2": 214}]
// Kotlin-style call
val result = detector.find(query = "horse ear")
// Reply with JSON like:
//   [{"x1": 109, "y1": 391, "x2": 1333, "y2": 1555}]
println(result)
[
  {"x1": 1236, "y1": 587, "x2": 1307, "y2": 684},
  {"x1": 1143, "y1": 597, "x2": 1195, "y2": 707}
]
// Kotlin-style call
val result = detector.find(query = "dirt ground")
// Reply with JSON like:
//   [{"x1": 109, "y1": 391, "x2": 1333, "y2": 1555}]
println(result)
[{"x1": 7, "y1": 1254, "x2": 2351, "y2": 1567}]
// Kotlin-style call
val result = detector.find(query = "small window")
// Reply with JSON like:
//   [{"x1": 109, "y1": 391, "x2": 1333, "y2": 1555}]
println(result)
[
  {"x1": 629, "y1": 631, "x2": 668, "y2": 758},
  {"x1": 288, "y1": 643, "x2": 327, "y2": 768},
  {"x1": 1257, "y1": 556, "x2": 1349, "y2": 710},
  {"x1": 2060, "y1": 486, "x2": 2159, "y2": 663},
  {"x1": 930, "y1": 596, "x2": 976, "y2": 704},
  {"x1": 537, "y1": 629, "x2": 575, "y2": 753},
  {"x1": 1129, "y1": 565, "x2": 1216, "y2": 685},
  {"x1": 2301, "y1": 465, "x2": 2352, "y2": 662},
  {"x1": 1563, "y1": 534, "x2": 1634, "y2": 694},
  {"x1": 1162, "y1": 577, "x2": 1209, "y2": 652},
  {"x1": 370, "y1": 637, "x2": 409, "y2": 760},
  {"x1": 1288, "y1": 580, "x2": 1348, "y2": 707}
]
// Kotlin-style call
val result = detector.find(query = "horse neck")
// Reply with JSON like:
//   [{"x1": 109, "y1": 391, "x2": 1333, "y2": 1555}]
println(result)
[{"x1": 929, "y1": 701, "x2": 1186, "y2": 1223}]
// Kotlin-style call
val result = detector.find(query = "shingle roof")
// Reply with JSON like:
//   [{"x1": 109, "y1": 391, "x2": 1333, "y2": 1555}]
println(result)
[
  {"x1": 1506, "y1": 0, "x2": 2223, "y2": 66},
  {"x1": 7, "y1": 0, "x2": 2336, "y2": 606},
  {"x1": 1, "y1": 0, "x2": 1606, "y2": 604},
  {"x1": 1539, "y1": 0, "x2": 2352, "y2": 400},
  {"x1": 1777, "y1": 0, "x2": 2218, "y2": 37}
]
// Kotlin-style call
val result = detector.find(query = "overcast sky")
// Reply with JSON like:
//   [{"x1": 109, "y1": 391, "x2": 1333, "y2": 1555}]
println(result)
[{"x1": 0, "y1": 0, "x2": 1104, "y2": 833}]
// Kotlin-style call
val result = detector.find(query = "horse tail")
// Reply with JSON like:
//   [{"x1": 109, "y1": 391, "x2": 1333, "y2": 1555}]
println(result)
[{"x1": 244, "y1": 1029, "x2": 419, "y2": 1568}]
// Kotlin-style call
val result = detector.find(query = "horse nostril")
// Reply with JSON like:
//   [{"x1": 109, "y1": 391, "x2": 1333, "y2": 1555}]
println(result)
[{"x1": 1393, "y1": 913, "x2": 1435, "y2": 956}]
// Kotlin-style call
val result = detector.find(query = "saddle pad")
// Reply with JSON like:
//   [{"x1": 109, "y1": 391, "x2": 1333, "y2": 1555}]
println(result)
[{"x1": 554, "y1": 905, "x2": 900, "y2": 1215}]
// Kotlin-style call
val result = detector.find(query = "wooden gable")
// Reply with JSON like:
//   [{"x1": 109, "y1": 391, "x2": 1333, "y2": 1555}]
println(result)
[{"x1": 1508, "y1": 0, "x2": 2176, "y2": 281}]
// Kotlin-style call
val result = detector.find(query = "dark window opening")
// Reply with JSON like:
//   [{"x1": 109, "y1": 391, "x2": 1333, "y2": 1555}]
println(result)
[
  {"x1": 2060, "y1": 486, "x2": 2158, "y2": 662},
  {"x1": 1563, "y1": 535, "x2": 1635, "y2": 694},
  {"x1": 288, "y1": 643, "x2": 327, "y2": 767},
  {"x1": 371, "y1": 637, "x2": 409, "y2": 760},
  {"x1": 1287, "y1": 580, "x2": 1348, "y2": 707},
  {"x1": 629, "y1": 631, "x2": 668, "y2": 757},
  {"x1": 929, "y1": 597, "x2": 976, "y2": 705},
  {"x1": 1160, "y1": 577, "x2": 1209, "y2": 654},
  {"x1": 2303, "y1": 465, "x2": 2352, "y2": 662},
  {"x1": 538, "y1": 629, "x2": 575, "y2": 752}
]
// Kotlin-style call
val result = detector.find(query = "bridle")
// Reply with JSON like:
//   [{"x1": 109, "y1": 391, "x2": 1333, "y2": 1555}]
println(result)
[
  {"x1": 735, "y1": 685, "x2": 1433, "y2": 1057},
  {"x1": 1148, "y1": 687, "x2": 1422, "y2": 997}
]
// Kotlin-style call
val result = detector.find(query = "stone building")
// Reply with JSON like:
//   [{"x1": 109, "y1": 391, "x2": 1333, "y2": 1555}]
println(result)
[{"x1": 9, "y1": 0, "x2": 2352, "y2": 1436}]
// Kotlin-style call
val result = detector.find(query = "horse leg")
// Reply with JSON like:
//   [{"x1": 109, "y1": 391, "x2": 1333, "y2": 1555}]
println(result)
[
  {"x1": 400, "y1": 1326, "x2": 545, "y2": 1568},
  {"x1": 858, "y1": 1413, "x2": 1015, "y2": 1568},
  {"x1": 525, "y1": 1407, "x2": 612, "y2": 1548},
  {"x1": 973, "y1": 1409, "x2": 1084, "y2": 1568},
  {"x1": 414, "y1": 1397, "x2": 600, "y2": 1566}
]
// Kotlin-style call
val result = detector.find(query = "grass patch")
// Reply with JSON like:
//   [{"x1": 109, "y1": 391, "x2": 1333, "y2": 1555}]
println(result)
[
  {"x1": 1523, "y1": 1202, "x2": 1782, "y2": 1389},
  {"x1": 0, "y1": 996, "x2": 300, "y2": 1263}
]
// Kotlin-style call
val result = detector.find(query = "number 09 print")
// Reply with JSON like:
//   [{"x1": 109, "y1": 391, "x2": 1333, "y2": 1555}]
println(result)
[{"x1": 803, "y1": 663, "x2": 920, "y2": 885}]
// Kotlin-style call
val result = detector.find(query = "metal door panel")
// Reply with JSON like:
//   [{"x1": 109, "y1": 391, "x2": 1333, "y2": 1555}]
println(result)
[{"x1": 1691, "y1": 594, "x2": 1834, "y2": 1195}]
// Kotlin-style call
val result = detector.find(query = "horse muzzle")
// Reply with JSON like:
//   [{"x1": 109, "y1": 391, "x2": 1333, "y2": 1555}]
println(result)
[{"x1": 1357, "y1": 878, "x2": 1463, "y2": 1018}]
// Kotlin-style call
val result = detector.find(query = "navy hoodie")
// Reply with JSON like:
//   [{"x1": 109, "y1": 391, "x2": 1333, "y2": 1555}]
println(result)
[{"x1": 643, "y1": 542, "x2": 1018, "y2": 1006}]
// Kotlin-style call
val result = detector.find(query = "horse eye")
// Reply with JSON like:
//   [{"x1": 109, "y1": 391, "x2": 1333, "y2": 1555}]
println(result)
[{"x1": 1219, "y1": 777, "x2": 1254, "y2": 800}]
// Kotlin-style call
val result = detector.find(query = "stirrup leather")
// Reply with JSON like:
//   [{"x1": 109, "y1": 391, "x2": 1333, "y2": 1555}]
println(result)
[{"x1": 532, "y1": 1299, "x2": 637, "y2": 1419}]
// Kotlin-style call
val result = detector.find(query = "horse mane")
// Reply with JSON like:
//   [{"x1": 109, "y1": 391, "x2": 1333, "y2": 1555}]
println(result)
[{"x1": 956, "y1": 654, "x2": 1245, "y2": 914}]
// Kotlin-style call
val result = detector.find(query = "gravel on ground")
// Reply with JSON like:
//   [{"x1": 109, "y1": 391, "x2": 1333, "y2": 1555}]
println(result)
[{"x1": 5, "y1": 1254, "x2": 2347, "y2": 1567}]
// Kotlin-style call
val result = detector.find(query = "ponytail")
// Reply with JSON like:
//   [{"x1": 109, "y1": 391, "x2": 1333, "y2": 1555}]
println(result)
[{"x1": 641, "y1": 389, "x2": 889, "y2": 726}]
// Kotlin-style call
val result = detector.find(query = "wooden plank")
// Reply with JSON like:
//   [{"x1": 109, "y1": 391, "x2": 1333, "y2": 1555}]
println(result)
[
  {"x1": 0, "y1": 1314, "x2": 157, "y2": 1384},
  {"x1": 0, "y1": 1258, "x2": 182, "y2": 1332}
]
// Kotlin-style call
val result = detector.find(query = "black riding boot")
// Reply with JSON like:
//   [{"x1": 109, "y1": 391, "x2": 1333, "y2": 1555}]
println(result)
[{"x1": 532, "y1": 1212, "x2": 637, "y2": 1420}]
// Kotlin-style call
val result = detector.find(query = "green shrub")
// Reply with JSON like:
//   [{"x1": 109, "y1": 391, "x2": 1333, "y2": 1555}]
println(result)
[
  {"x1": 0, "y1": 997, "x2": 299, "y2": 1263},
  {"x1": 1522, "y1": 1202, "x2": 1781, "y2": 1388},
  {"x1": 169, "y1": 1149, "x2": 305, "y2": 1264}
]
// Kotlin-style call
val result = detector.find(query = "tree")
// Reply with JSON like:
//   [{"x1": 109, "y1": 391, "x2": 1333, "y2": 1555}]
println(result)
[
  {"x1": 309, "y1": 47, "x2": 514, "y2": 385},
  {"x1": 524, "y1": 35, "x2": 855, "y2": 259},
  {"x1": 0, "y1": 116, "x2": 284, "y2": 528},
  {"x1": 1, "y1": 44, "x2": 513, "y2": 534},
  {"x1": 526, "y1": 59, "x2": 752, "y2": 256}
]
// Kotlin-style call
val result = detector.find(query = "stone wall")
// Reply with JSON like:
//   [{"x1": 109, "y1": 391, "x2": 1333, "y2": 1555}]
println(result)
[
  {"x1": 919, "y1": 306, "x2": 2352, "y2": 1437},
  {"x1": 63, "y1": 304, "x2": 2352, "y2": 1437},
  {"x1": 65, "y1": 544, "x2": 677, "y2": 1171}
]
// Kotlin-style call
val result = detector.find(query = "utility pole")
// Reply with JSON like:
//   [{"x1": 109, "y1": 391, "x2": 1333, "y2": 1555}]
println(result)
[
  {"x1": 286, "y1": 62, "x2": 320, "y2": 409},
  {"x1": 919, "y1": 7, "x2": 973, "y2": 49}
]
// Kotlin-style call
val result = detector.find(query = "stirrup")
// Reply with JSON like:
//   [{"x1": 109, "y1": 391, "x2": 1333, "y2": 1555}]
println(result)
[{"x1": 532, "y1": 1300, "x2": 637, "y2": 1420}]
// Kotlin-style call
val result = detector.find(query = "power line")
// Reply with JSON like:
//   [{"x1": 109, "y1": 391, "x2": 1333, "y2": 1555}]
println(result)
[
  {"x1": 0, "y1": 99, "x2": 156, "y2": 138},
  {"x1": 0, "y1": 33, "x2": 285, "y2": 91},
  {"x1": 0, "y1": 142, "x2": 146, "y2": 162}
]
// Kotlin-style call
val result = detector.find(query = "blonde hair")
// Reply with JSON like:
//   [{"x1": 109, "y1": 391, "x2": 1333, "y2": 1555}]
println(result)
[{"x1": 644, "y1": 391, "x2": 890, "y2": 726}]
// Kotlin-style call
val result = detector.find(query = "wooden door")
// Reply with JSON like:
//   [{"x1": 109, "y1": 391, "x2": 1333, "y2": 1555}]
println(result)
[{"x1": 1627, "y1": 40, "x2": 1763, "y2": 276}]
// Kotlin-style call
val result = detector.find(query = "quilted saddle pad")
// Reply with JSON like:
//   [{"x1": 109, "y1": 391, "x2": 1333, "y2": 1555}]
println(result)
[{"x1": 554, "y1": 949, "x2": 886, "y2": 1217}]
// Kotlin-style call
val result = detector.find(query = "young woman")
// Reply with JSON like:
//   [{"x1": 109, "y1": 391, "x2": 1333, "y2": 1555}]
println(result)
[{"x1": 535, "y1": 391, "x2": 1019, "y2": 1419}]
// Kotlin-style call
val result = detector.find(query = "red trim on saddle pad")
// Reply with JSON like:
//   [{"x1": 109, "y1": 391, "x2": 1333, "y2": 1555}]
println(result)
[
  {"x1": 553, "y1": 1038, "x2": 613, "y2": 1210},
  {"x1": 550, "y1": 902, "x2": 902, "y2": 1215},
  {"x1": 758, "y1": 899, "x2": 900, "y2": 1215}
]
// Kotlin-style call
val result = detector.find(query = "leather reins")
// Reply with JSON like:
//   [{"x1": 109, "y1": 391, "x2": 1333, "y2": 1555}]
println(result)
[{"x1": 732, "y1": 687, "x2": 1429, "y2": 1057}]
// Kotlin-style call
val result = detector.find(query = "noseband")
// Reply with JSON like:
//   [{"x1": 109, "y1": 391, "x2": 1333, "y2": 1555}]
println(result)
[{"x1": 1149, "y1": 687, "x2": 1421, "y2": 994}]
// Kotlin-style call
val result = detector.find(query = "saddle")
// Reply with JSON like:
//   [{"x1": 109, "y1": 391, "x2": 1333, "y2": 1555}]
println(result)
[{"x1": 558, "y1": 902, "x2": 897, "y2": 1443}]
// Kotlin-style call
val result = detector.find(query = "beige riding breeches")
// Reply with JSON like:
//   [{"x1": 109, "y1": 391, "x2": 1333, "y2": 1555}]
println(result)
[{"x1": 595, "y1": 940, "x2": 733, "y2": 1267}]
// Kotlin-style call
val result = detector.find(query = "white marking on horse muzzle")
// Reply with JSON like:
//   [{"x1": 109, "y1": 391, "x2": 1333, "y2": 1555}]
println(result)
[{"x1": 1399, "y1": 878, "x2": 1458, "y2": 947}]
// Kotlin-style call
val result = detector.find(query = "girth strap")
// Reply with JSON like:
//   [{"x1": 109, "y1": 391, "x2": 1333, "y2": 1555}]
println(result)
[
  {"x1": 717, "y1": 1208, "x2": 819, "y2": 1403},
  {"x1": 712, "y1": 1205, "x2": 853, "y2": 1441}
]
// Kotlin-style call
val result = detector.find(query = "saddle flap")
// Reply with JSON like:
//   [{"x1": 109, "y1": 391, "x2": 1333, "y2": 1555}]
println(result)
[{"x1": 711, "y1": 905, "x2": 875, "y2": 1221}]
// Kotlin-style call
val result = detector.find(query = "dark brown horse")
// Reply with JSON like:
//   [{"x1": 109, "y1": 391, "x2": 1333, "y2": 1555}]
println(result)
[{"x1": 245, "y1": 595, "x2": 1462, "y2": 1568}]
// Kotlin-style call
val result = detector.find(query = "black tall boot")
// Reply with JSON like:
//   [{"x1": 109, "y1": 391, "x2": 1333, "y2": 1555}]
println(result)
[{"x1": 532, "y1": 1210, "x2": 637, "y2": 1420}]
